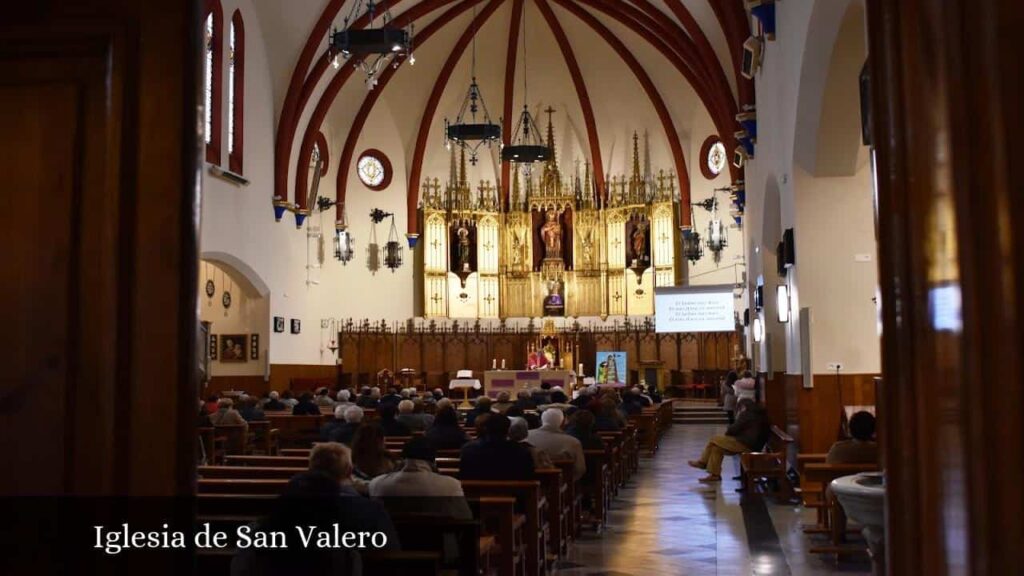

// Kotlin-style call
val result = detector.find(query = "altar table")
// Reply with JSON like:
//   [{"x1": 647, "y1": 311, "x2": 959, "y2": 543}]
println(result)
[{"x1": 483, "y1": 370, "x2": 575, "y2": 398}]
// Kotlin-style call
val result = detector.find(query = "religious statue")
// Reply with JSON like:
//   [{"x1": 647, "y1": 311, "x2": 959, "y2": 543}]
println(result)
[
  {"x1": 582, "y1": 230, "x2": 594, "y2": 267},
  {"x1": 457, "y1": 224, "x2": 471, "y2": 272},
  {"x1": 631, "y1": 220, "x2": 648, "y2": 265},
  {"x1": 541, "y1": 210, "x2": 562, "y2": 260},
  {"x1": 511, "y1": 230, "x2": 522, "y2": 267}
]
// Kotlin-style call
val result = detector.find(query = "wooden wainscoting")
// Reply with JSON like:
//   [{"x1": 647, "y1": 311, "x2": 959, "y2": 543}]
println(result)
[{"x1": 793, "y1": 373, "x2": 878, "y2": 454}]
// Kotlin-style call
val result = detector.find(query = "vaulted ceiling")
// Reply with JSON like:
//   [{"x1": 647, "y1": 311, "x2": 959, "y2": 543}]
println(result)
[{"x1": 255, "y1": 0, "x2": 753, "y2": 233}]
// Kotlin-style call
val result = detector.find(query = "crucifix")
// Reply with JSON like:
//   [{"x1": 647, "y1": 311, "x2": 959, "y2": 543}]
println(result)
[{"x1": 430, "y1": 293, "x2": 442, "y2": 305}]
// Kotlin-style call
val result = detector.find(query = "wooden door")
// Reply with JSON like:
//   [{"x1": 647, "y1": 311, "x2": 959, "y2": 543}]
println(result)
[{"x1": 0, "y1": 3, "x2": 200, "y2": 496}]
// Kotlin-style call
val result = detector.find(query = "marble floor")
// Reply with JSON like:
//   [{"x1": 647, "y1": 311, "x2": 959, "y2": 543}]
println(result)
[{"x1": 554, "y1": 423, "x2": 873, "y2": 576}]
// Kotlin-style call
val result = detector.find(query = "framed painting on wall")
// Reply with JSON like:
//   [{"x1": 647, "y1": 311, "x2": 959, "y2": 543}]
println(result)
[
  {"x1": 220, "y1": 334, "x2": 248, "y2": 362},
  {"x1": 595, "y1": 351, "x2": 627, "y2": 387}
]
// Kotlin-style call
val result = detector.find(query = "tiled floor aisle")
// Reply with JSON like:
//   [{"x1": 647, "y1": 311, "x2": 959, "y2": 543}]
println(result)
[{"x1": 554, "y1": 424, "x2": 873, "y2": 576}]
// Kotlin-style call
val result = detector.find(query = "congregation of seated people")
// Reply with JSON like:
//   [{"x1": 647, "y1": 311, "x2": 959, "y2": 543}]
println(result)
[{"x1": 198, "y1": 379, "x2": 666, "y2": 575}]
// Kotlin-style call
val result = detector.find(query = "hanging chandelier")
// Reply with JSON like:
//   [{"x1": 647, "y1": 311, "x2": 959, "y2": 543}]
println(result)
[
  {"x1": 329, "y1": 0, "x2": 415, "y2": 89},
  {"x1": 501, "y1": 1, "x2": 549, "y2": 164},
  {"x1": 681, "y1": 203, "x2": 704, "y2": 263},
  {"x1": 444, "y1": 5, "x2": 500, "y2": 166},
  {"x1": 370, "y1": 208, "x2": 403, "y2": 272},
  {"x1": 315, "y1": 196, "x2": 355, "y2": 265}
]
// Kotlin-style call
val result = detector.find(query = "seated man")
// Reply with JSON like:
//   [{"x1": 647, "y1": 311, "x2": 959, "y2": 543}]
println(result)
[
  {"x1": 321, "y1": 404, "x2": 347, "y2": 442},
  {"x1": 209, "y1": 398, "x2": 248, "y2": 430},
  {"x1": 827, "y1": 411, "x2": 879, "y2": 464},
  {"x1": 424, "y1": 406, "x2": 469, "y2": 450},
  {"x1": 369, "y1": 437, "x2": 472, "y2": 519},
  {"x1": 567, "y1": 410, "x2": 606, "y2": 451},
  {"x1": 237, "y1": 395, "x2": 266, "y2": 422},
  {"x1": 329, "y1": 406, "x2": 364, "y2": 445},
  {"x1": 510, "y1": 416, "x2": 554, "y2": 469},
  {"x1": 334, "y1": 388, "x2": 355, "y2": 409},
  {"x1": 514, "y1": 389, "x2": 537, "y2": 411},
  {"x1": 527, "y1": 408, "x2": 585, "y2": 481},
  {"x1": 395, "y1": 399, "x2": 433, "y2": 432},
  {"x1": 233, "y1": 442, "x2": 400, "y2": 575},
  {"x1": 376, "y1": 404, "x2": 411, "y2": 437},
  {"x1": 460, "y1": 413, "x2": 535, "y2": 480},
  {"x1": 538, "y1": 388, "x2": 573, "y2": 412},
  {"x1": 492, "y1": 391, "x2": 515, "y2": 414},
  {"x1": 279, "y1": 390, "x2": 299, "y2": 408},
  {"x1": 314, "y1": 387, "x2": 335, "y2": 407},
  {"x1": 263, "y1": 391, "x2": 287, "y2": 411},
  {"x1": 291, "y1": 392, "x2": 320, "y2": 416},
  {"x1": 688, "y1": 399, "x2": 770, "y2": 482},
  {"x1": 464, "y1": 396, "x2": 493, "y2": 427}
]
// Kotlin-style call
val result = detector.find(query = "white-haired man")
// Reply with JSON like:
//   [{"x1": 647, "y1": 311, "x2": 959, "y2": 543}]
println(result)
[
  {"x1": 208, "y1": 397, "x2": 247, "y2": 430},
  {"x1": 527, "y1": 408, "x2": 586, "y2": 480},
  {"x1": 335, "y1": 389, "x2": 355, "y2": 409},
  {"x1": 264, "y1": 390, "x2": 287, "y2": 411},
  {"x1": 325, "y1": 406, "x2": 363, "y2": 445},
  {"x1": 395, "y1": 399, "x2": 433, "y2": 432}
]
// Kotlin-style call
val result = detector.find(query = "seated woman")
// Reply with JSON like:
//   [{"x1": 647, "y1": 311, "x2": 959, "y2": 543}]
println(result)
[
  {"x1": 827, "y1": 411, "x2": 878, "y2": 463},
  {"x1": 424, "y1": 406, "x2": 469, "y2": 450},
  {"x1": 687, "y1": 399, "x2": 770, "y2": 483},
  {"x1": 593, "y1": 397, "x2": 623, "y2": 431},
  {"x1": 568, "y1": 410, "x2": 606, "y2": 450},
  {"x1": 350, "y1": 423, "x2": 397, "y2": 484}
]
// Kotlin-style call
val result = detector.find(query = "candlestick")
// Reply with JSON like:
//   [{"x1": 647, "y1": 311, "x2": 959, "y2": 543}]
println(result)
[
  {"x1": 501, "y1": 359, "x2": 506, "y2": 369},
  {"x1": 492, "y1": 358, "x2": 496, "y2": 369},
  {"x1": 578, "y1": 362, "x2": 584, "y2": 376}
]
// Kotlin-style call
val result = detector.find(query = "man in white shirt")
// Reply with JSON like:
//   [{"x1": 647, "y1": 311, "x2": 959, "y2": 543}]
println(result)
[{"x1": 369, "y1": 437, "x2": 472, "y2": 519}]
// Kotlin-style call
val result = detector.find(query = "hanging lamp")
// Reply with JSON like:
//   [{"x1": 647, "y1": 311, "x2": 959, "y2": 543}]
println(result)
[
  {"x1": 501, "y1": 1, "x2": 550, "y2": 164},
  {"x1": 444, "y1": 4, "x2": 501, "y2": 166},
  {"x1": 328, "y1": 0, "x2": 415, "y2": 90}
]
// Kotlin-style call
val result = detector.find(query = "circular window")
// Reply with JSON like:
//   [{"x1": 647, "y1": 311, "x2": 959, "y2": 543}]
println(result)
[
  {"x1": 699, "y1": 135, "x2": 727, "y2": 180},
  {"x1": 357, "y1": 149, "x2": 392, "y2": 190}
]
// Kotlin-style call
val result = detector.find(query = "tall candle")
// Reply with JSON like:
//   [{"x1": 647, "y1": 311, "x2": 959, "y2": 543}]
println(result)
[
  {"x1": 578, "y1": 363, "x2": 584, "y2": 376},
  {"x1": 501, "y1": 359, "x2": 506, "y2": 369},
  {"x1": 492, "y1": 358, "x2": 497, "y2": 369}
]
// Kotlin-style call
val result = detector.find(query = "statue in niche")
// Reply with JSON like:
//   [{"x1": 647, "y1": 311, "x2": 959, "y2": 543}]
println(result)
[
  {"x1": 511, "y1": 230, "x2": 523, "y2": 267},
  {"x1": 631, "y1": 220, "x2": 649, "y2": 266},
  {"x1": 581, "y1": 229, "x2": 594, "y2": 268},
  {"x1": 541, "y1": 210, "x2": 563, "y2": 260},
  {"x1": 457, "y1": 223, "x2": 471, "y2": 272}
]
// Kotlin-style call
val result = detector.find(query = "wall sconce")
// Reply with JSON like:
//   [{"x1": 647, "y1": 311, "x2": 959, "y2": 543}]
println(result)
[
  {"x1": 777, "y1": 284, "x2": 791, "y2": 323},
  {"x1": 753, "y1": 317, "x2": 764, "y2": 342}
]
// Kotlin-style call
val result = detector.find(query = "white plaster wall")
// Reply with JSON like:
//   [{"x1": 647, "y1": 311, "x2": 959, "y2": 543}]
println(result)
[{"x1": 742, "y1": 0, "x2": 880, "y2": 375}]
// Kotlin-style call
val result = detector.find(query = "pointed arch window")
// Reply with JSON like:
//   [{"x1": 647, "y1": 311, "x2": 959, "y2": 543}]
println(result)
[
  {"x1": 203, "y1": 0, "x2": 224, "y2": 165},
  {"x1": 228, "y1": 10, "x2": 245, "y2": 174}
]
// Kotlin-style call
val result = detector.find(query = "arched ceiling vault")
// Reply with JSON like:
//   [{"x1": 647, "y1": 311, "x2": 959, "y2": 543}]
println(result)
[{"x1": 272, "y1": 0, "x2": 754, "y2": 234}]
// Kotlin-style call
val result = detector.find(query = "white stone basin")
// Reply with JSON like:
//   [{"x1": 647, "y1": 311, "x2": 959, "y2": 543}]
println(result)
[{"x1": 832, "y1": 472, "x2": 886, "y2": 573}]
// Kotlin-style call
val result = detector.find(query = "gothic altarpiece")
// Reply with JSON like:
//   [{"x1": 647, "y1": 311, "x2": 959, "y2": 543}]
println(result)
[{"x1": 420, "y1": 111, "x2": 681, "y2": 320}]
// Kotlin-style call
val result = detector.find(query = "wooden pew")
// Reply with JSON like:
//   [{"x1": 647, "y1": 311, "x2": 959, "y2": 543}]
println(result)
[
  {"x1": 535, "y1": 468, "x2": 567, "y2": 562},
  {"x1": 197, "y1": 478, "x2": 287, "y2": 495},
  {"x1": 198, "y1": 466, "x2": 302, "y2": 480},
  {"x1": 551, "y1": 459, "x2": 581, "y2": 539},
  {"x1": 225, "y1": 455, "x2": 308, "y2": 468},
  {"x1": 581, "y1": 450, "x2": 612, "y2": 530},
  {"x1": 740, "y1": 425, "x2": 795, "y2": 500},
  {"x1": 628, "y1": 412, "x2": 658, "y2": 456},
  {"x1": 247, "y1": 421, "x2": 280, "y2": 455},
  {"x1": 802, "y1": 462, "x2": 880, "y2": 557},
  {"x1": 460, "y1": 480, "x2": 547, "y2": 576},
  {"x1": 470, "y1": 496, "x2": 525, "y2": 576},
  {"x1": 262, "y1": 414, "x2": 325, "y2": 447}
]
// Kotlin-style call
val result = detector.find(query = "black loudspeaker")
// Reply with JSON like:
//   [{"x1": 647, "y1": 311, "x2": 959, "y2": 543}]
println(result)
[
  {"x1": 754, "y1": 285, "x2": 764, "y2": 311},
  {"x1": 777, "y1": 241, "x2": 787, "y2": 277},
  {"x1": 782, "y1": 228, "x2": 796, "y2": 268},
  {"x1": 743, "y1": 309, "x2": 750, "y2": 327},
  {"x1": 859, "y1": 58, "x2": 872, "y2": 147}
]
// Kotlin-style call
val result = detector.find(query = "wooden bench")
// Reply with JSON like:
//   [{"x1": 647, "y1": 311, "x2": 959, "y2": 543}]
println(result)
[
  {"x1": 262, "y1": 414, "x2": 325, "y2": 447},
  {"x1": 801, "y1": 462, "x2": 880, "y2": 557},
  {"x1": 460, "y1": 480, "x2": 546, "y2": 576},
  {"x1": 740, "y1": 425, "x2": 795, "y2": 500},
  {"x1": 225, "y1": 455, "x2": 309, "y2": 468},
  {"x1": 198, "y1": 465, "x2": 302, "y2": 480},
  {"x1": 581, "y1": 450, "x2": 612, "y2": 530}
]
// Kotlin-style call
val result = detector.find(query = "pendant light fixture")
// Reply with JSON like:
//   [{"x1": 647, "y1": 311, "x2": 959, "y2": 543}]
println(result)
[
  {"x1": 328, "y1": 0, "x2": 415, "y2": 90},
  {"x1": 369, "y1": 208, "x2": 403, "y2": 272},
  {"x1": 681, "y1": 204, "x2": 704, "y2": 264},
  {"x1": 501, "y1": 1, "x2": 550, "y2": 164},
  {"x1": 444, "y1": 4, "x2": 501, "y2": 166},
  {"x1": 706, "y1": 192, "x2": 729, "y2": 259}
]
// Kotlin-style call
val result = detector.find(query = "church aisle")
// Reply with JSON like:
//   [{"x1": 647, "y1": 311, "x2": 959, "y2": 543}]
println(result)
[{"x1": 554, "y1": 424, "x2": 872, "y2": 576}]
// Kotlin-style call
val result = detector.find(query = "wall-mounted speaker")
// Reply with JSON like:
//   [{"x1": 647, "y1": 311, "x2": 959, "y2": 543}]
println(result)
[
  {"x1": 743, "y1": 308, "x2": 750, "y2": 327},
  {"x1": 741, "y1": 36, "x2": 762, "y2": 79},
  {"x1": 754, "y1": 285, "x2": 764, "y2": 311},
  {"x1": 782, "y1": 228, "x2": 796, "y2": 268},
  {"x1": 733, "y1": 146, "x2": 748, "y2": 169}
]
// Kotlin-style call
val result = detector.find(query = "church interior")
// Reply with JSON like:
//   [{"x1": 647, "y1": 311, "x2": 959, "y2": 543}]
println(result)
[{"x1": 3, "y1": 0, "x2": 1023, "y2": 575}]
